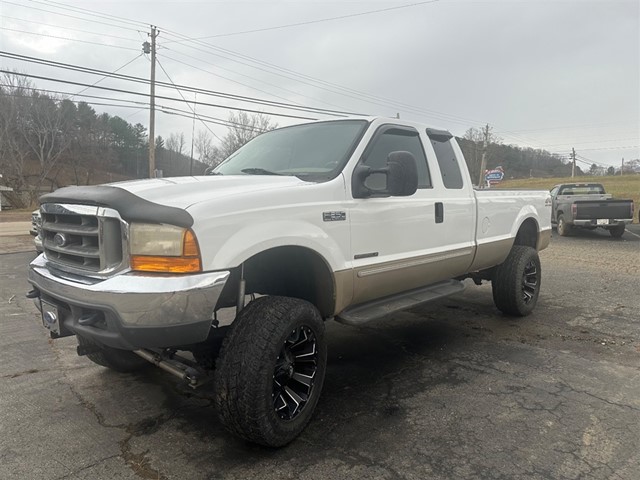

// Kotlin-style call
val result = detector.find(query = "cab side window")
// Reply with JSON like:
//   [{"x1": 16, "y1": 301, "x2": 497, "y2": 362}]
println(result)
[{"x1": 361, "y1": 128, "x2": 431, "y2": 190}]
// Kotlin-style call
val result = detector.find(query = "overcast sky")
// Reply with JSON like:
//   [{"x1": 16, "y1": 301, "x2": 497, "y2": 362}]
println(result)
[{"x1": 1, "y1": 0, "x2": 638, "y2": 169}]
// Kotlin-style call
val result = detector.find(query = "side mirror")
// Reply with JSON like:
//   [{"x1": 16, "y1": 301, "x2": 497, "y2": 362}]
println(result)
[{"x1": 353, "y1": 151, "x2": 419, "y2": 198}]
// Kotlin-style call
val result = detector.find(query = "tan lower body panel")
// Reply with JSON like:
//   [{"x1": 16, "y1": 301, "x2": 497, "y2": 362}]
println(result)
[
  {"x1": 333, "y1": 269, "x2": 354, "y2": 316},
  {"x1": 537, "y1": 229, "x2": 551, "y2": 251},
  {"x1": 469, "y1": 237, "x2": 514, "y2": 272},
  {"x1": 333, "y1": 231, "x2": 551, "y2": 316},
  {"x1": 350, "y1": 247, "x2": 475, "y2": 307}
]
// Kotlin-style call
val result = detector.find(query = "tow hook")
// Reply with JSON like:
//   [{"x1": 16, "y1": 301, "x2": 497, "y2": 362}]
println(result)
[{"x1": 26, "y1": 288, "x2": 42, "y2": 311}]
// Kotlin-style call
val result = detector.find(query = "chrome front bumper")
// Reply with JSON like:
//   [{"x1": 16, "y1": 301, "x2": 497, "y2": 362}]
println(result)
[{"x1": 28, "y1": 255, "x2": 230, "y2": 350}]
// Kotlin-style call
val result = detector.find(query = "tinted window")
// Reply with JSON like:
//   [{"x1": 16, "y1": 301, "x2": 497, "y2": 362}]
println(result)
[
  {"x1": 361, "y1": 128, "x2": 431, "y2": 190},
  {"x1": 430, "y1": 136, "x2": 463, "y2": 189}
]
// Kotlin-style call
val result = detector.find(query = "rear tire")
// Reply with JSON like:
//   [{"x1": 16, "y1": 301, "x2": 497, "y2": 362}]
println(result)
[
  {"x1": 492, "y1": 246, "x2": 541, "y2": 317},
  {"x1": 214, "y1": 296, "x2": 327, "y2": 447},
  {"x1": 77, "y1": 335, "x2": 148, "y2": 373},
  {"x1": 557, "y1": 215, "x2": 571, "y2": 237},
  {"x1": 609, "y1": 224, "x2": 625, "y2": 238}
]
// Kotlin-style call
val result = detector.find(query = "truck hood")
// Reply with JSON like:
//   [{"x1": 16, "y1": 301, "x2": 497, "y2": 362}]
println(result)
[{"x1": 109, "y1": 175, "x2": 311, "y2": 210}]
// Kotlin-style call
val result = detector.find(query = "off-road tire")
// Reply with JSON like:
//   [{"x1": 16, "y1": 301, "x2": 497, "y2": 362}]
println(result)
[
  {"x1": 609, "y1": 224, "x2": 625, "y2": 238},
  {"x1": 77, "y1": 335, "x2": 148, "y2": 373},
  {"x1": 214, "y1": 296, "x2": 327, "y2": 447},
  {"x1": 557, "y1": 215, "x2": 571, "y2": 237},
  {"x1": 492, "y1": 245, "x2": 541, "y2": 317}
]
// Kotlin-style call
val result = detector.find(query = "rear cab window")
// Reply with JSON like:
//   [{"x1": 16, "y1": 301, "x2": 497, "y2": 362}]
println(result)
[
  {"x1": 426, "y1": 129, "x2": 463, "y2": 189},
  {"x1": 558, "y1": 184, "x2": 605, "y2": 195}
]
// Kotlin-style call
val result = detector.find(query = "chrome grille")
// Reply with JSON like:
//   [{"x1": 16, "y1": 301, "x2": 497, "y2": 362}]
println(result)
[{"x1": 41, "y1": 203, "x2": 125, "y2": 274}]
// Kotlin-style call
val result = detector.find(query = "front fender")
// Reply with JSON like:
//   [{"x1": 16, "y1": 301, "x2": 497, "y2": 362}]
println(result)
[{"x1": 205, "y1": 220, "x2": 346, "y2": 272}]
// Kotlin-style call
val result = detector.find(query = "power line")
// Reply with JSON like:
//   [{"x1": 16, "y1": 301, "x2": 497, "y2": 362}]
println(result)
[
  {"x1": 0, "y1": 15, "x2": 142, "y2": 43},
  {"x1": 0, "y1": 83, "x2": 267, "y2": 131},
  {"x1": 566, "y1": 145, "x2": 639, "y2": 152},
  {"x1": 503, "y1": 121, "x2": 638, "y2": 134},
  {"x1": 71, "y1": 53, "x2": 143, "y2": 99},
  {"x1": 156, "y1": 57, "x2": 221, "y2": 140},
  {"x1": 1, "y1": 51, "x2": 359, "y2": 117},
  {"x1": 0, "y1": 26, "x2": 141, "y2": 51},
  {"x1": 0, "y1": 83, "x2": 148, "y2": 107},
  {"x1": 0, "y1": 0, "x2": 142, "y2": 32},
  {"x1": 160, "y1": 49, "x2": 356, "y2": 113},
  {"x1": 163, "y1": 0, "x2": 440, "y2": 42},
  {"x1": 35, "y1": 0, "x2": 147, "y2": 28},
  {"x1": 161, "y1": 52, "x2": 308, "y2": 107},
  {"x1": 6, "y1": 0, "x2": 480, "y2": 127},
  {"x1": 0, "y1": 70, "x2": 320, "y2": 121},
  {"x1": 159, "y1": 30, "x2": 485, "y2": 127},
  {"x1": 540, "y1": 138, "x2": 640, "y2": 148}
]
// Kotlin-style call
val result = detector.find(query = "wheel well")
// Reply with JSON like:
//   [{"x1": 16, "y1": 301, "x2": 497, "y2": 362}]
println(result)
[
  {"x1": 514, "y1": 218, "x2": 538, "y2": 249},
  {"x1": 219, "y1": 246, "x2": 335, "y2": 318}
]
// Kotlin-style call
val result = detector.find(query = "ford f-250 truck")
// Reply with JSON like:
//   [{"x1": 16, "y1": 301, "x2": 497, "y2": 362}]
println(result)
[
  {"x1": 28, "y1": 117, "x2": 551, "y2": 446},
  {"x1": 550, "y1": 183, "x2": 634, "y2": 238}
]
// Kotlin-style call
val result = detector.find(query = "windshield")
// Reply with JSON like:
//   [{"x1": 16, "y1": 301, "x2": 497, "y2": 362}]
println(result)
[{"x1": 212, "y1": 120, "x2": 368, "y2": 180}]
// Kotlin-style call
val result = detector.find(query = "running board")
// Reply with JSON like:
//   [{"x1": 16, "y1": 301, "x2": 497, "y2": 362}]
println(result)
[{"x1": 335, "y1": 279, "x2": 465, "y2": 326}]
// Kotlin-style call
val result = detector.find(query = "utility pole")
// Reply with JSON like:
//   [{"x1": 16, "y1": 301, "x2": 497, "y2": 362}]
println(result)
[
  {"x1": 621, "y1": 157, "x2": 624, "y2": 175},
  {"x1": 478, "y1": 124, "x2": 490, "y2": 188},
  {"x1": 144, "y1": 26, "x2": 158, "y2": 178},
  {"x1": 570, "y1": 147, "x2": 576, "y2": 178},
  {"x1": 189, "y1": 93, "x2": 197, "y2": 176}
]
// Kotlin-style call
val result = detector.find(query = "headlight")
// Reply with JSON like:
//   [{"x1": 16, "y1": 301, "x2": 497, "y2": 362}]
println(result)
[{"x1": 129, "y1": 223, "x2": 202, "y2": 273}]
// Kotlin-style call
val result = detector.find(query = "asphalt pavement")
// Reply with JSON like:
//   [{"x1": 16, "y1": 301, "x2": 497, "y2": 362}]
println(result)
[{"x1": 1, "y1": 229, "x2": 639, "y2": 480}]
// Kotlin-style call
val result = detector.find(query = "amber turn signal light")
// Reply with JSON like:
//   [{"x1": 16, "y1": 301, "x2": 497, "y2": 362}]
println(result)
[{"x1": 130, "y1": 255, "x2": 202, "y2": 273}]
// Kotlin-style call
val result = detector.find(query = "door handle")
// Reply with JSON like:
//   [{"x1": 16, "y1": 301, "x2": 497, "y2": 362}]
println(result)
[{"x1": 435, "y1": 202, "x2": 444, "y2": 223}]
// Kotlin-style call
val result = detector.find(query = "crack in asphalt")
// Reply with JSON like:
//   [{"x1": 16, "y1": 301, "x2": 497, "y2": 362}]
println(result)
[
  {"x1": 66, "y1": 379, "x2": 173, "y2": 480},
  {"x1": 47, "y1": 334, "x2": 172, "y2": 480},
  {"x1": 54, "y1": 454, "x2": 120, "y2": 480}
]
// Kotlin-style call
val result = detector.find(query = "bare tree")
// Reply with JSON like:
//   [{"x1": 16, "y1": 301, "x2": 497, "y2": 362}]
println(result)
[
  {"x1": 0, "y1": 77, "x2": 29, "y2": 202},
  {"x1": 218, "y1": 111, "x2": 277, "y2": 160},
  {"x1": 194, "y1": 129, "x2": 219, "y2": 166},
  {"x1": 166, "y1": 132, "x2": 186, "y2": 155},
  {"x1": 460, "y1": 125, "x2": 502, "y2": 183}
]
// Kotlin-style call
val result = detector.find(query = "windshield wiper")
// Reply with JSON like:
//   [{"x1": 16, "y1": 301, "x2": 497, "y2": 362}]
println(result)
[{"x1": 241, "y1": 167, "x2": 283, "y2": 176}]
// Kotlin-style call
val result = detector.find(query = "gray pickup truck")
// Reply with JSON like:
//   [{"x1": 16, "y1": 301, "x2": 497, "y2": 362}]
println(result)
[{"x1": 550, "y1": 183, "x2": 634, "y2": 238}]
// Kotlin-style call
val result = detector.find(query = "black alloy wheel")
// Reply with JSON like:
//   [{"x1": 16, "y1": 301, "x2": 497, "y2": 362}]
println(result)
[
  {"x1": 521, "y1": 259, "x2": 539, "y2": 305},
  {"x1": 273, "y1": 326, "x2": 318, "y2": 420},
  {"x1": 492, "y1": 245, "x2": 542, "y2": 316},
  {"x1": 214, "y1": 296, "x2": 327, "y2": 447}
]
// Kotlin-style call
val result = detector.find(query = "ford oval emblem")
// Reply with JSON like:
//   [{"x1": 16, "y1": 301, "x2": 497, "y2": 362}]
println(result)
[{"x1": 53, "y1": 232, "x2": 68, "y2": 247}]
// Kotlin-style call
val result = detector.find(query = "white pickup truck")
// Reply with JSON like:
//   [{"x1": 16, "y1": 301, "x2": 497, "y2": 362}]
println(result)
[{"x1": 28, "y1": 117, "x2": 551, "y2": 446}]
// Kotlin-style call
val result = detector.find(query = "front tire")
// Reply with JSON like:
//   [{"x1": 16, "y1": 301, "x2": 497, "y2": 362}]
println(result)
[
  {"x1": 492, "y1": 246, "x2": 542, "y2": 317},
  {"x1": 214, "y1": 296, "x2": 327, "y2": 447},
  {"x1": 77, "y1": 336, "x2": 148, "y2": 373}
]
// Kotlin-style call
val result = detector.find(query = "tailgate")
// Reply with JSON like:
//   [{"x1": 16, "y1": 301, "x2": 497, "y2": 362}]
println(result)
[{"x1": 574, "y1": 200, "x2": 633, "y2": 220}]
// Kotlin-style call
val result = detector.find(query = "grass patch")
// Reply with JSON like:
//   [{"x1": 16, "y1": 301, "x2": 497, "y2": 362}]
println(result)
[{"x1": 495, "y1": 175, "x2": 639, "y2": 223}]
